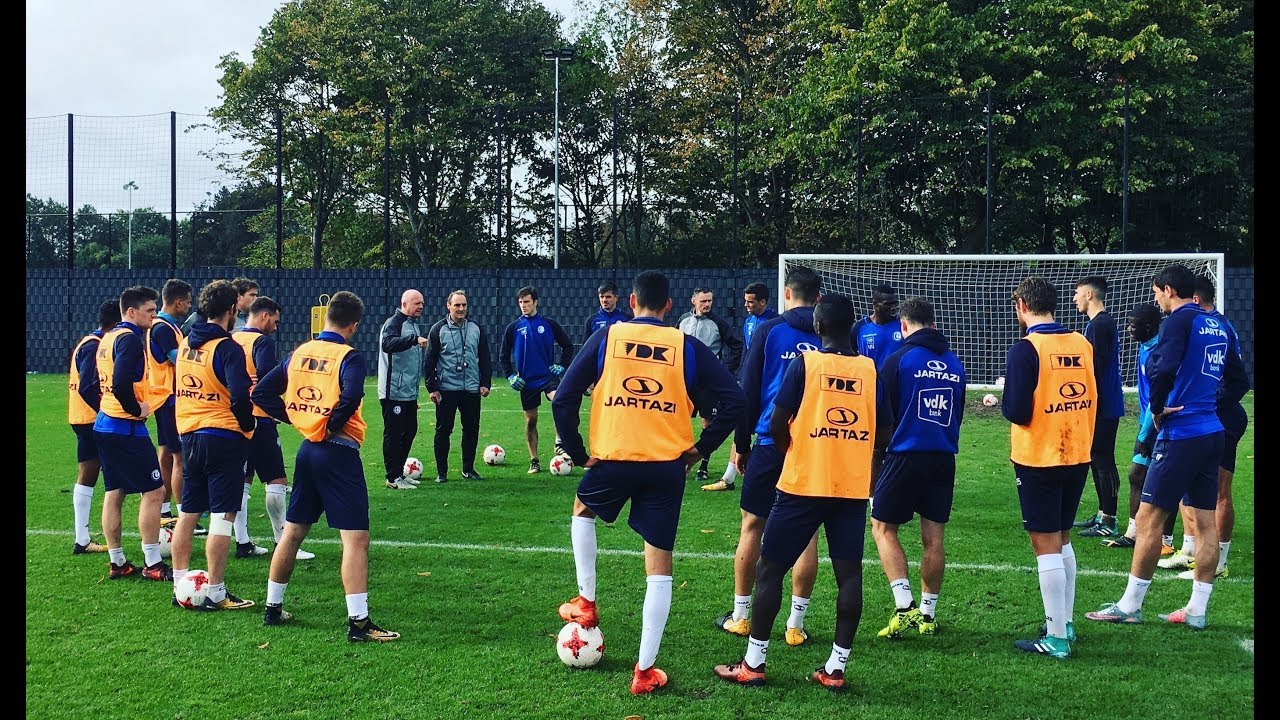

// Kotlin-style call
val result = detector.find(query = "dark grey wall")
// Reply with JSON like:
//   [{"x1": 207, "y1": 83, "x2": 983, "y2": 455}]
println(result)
[{"x1": 27, "y1": 266, "x2": 1254, "y2": 385}]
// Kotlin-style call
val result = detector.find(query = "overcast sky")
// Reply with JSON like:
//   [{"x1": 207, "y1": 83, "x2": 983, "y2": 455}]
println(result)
[{"x1": 26, "y1": 0, "x2": 580, "y2": 213}]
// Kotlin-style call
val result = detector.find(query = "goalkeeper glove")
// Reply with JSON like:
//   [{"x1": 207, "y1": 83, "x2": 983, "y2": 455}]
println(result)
[
  {"x1": 507, "y1": 374, "x2": 526, "y2": 391},
  {"x1": 549, "y1": 364, "x2": 566, "y2": 377}
]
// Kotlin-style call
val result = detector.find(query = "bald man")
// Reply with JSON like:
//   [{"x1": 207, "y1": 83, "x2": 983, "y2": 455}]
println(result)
[{"x1": 378, "y1": 289, "x2": 430, "y2": 490}]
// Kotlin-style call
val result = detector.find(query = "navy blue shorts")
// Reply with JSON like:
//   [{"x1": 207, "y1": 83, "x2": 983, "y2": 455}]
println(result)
[
  {"x1": 761, "y1": 490, "x2": 868, "y2": 566},
  {"x1": 288, "y1": 439, "x2": 370, "y2": 531},
  {"x1": 1142, "y1": 432, "x2": 1224, "y2": 512},
  {"x1": 520, "y1": 377, "x2": 560, "y2": 411},
  {"x1": 244, "y1": 418, "x2": 287, "y2": 482},
  {"x1": 576, "y1": 459, "x2": 686, "y2": 552},
  {"x1": 1012, "y1": 462, "x2": 1089, "y2": 534},
  {"x1": 94, "y1": 430, "x2": 163, "y2": 495},
  {"x1": 871, "y1": 452, "x2": 956, "y2": 525},
  {"x1": 152, "y1": 402, "x2": 182, "y2": 453},
  {"x1": 179, "y1": 432, "x2": 248, "y2": 514},
  {"x1": 72, "y1": 423, "x2": 98, "y2": 463},
  {"x1": 740, "y1": 442, "x2": 785, "y2": 518},
  {"x1": 1218, "y1": 403, "x2": 1248, "y2": 473}
]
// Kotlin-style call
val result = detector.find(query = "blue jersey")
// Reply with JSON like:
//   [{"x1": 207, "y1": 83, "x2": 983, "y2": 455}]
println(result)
[
  {"x1": 1148, "y1": 304, "x2": 1232, "y2": 440},
  {"x1": 1084, "y1": 310, "x2": 1124, "y2": 419},
  {"x1": 584, "y1": 306, "x2": 632, "y2": 343},
  {"x1": 852, "y1": 316, "x2": 904, "y2": 368},
  {"x1": 736, "y1": 307, "x2": 819, "y2": 447},
  {"x1": 1204, "y1": 308, "x2": 1252, "y2": 408},
  {"x1": 742, "y1": 307, "x2": 779, "y2": 350},
  {"x1": 1135, "y1": 336, "x2": 1157, "y2": 445},
  {"x1": 500, "y1": 313, "x2": 574, "y2": 391},
  {"x1": 879, "y1": 328, "x2": 966, "y2": 454}
]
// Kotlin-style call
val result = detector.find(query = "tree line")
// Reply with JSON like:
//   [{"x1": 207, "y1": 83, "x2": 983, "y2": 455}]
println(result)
[{"x1": 26, "y1": 0, "x2": 1254, "y2": 269}]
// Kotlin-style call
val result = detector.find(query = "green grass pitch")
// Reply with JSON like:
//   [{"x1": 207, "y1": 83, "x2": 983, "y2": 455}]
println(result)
[{"x1": 26, "y1": 375, "x2": 1253, "y2": 719}]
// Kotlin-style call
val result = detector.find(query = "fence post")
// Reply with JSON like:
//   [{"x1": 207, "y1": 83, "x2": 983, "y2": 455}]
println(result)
[
  {"x1": 170, "y1": 111, "x2": 178, "y2": 272},
  {"x1": 985, "y1": 88, "x2": 994, "y2": 255},
  {"x1": 611, "y1": 97, "x2": 618, "y2": 282},
  {"x1": 732, "y1": 97, "x2": 740, "y2": 272},
  {"x1": 275, "y1": 108, "x2": 284, "y2": 273},
  {"x1": 67, "y1": 113, "x2": 74, "y2": 332},
  {"x1": 384, "y1": 105, "x2": 392, "y2": 314},
  {"x1": 1121, "y1": 83, "x2": 1130, "y2": 252},
  {"x1": 496, "y1": 104, "x2": 504, "y2": 269},
  {"x1": 856, "y1": 90, "x2": 863, "y2": 253}
]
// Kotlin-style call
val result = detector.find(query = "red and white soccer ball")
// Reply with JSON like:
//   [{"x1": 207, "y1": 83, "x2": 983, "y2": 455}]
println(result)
[
  {"x1": 982, "y1": 393, "x2": 999, "y2": 407},
  {"x1": 174, "y1": 569, "x2": 210, "y2": 610},
  {"x1": 557, "y1": 621, "x2": 604, "y2": 668},
  {"x1": 549, "y1": 455, "x2": 574, "y2": 476},
  {"x1": 157, "y1": 526, "x2": 173, "y2": 558},
  {"x1": 403, "y1": 457, "x2": 424, "y2": 480},
  {"x1": 483, "y1": 444, "x2": 507, "y2": 466}
]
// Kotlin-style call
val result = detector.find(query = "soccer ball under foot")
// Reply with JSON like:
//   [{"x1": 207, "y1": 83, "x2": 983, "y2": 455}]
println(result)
[
  {"x1": 557, "y1": 621, "x2": 604, "y2": 667},
  {"x1": 174, "y1": 569, "x2": 210, "y2": 609},
  {"x1": 549, "y1": 455, "x2": 574, "y2": 476},
  {"x1": 403, "y1": 457, "x2": 424, "y2": 480}
]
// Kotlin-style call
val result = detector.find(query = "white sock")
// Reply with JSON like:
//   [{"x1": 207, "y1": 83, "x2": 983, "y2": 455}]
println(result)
[
  {"x1": 786, "y1": 595, "x2": 810, "y2": 630},
  {"x1": 234, "y1": 489, "x2": 251, "y2": 544},
  {"x1": 1187, "y1": 580, "x2": 1213, "y2": 616},
  {"x1": 173, "y1": 568, "x2": 187, "y2": 584},
  {"x1": 1218, "y1": 541, "x2": 1231, "y2": 572},
  {"x1": 1182, "y1": 534, "x2": 1196, "y2": 555},
  {"x1": 265, "y1": 485, "x2": 288, "y2": 543},
  {"x1": 638, "y1": 575, "x2": 672, "y2": 670},
  {"x1": 570, "y1": 516, "x2": 598, "y2": 601},
  {"x1": 108, "y1": 547, "x2": 126, "y2": 565},
  {"x1": 920, "y1": 592, "x2": 939, "y2": 619},
  {"x1": 721, "y1": 463, "x2": 740, "y2": 482},
  {"x1": 889, "y1": 577, "x2": 913, "y2": 609},
  {"x1": 161, "y1": 501, "x2": 171, "y2": 514},
  {"x1": 207, "y1": 582, "x2": 227, "y2": 604},
  {"x1": 1118, "y1": 574, "x2": 1152, "y2": 614},
  {"x1": 732, "y1": 594, "x2": 751, "y2": 621},
  {"x1": 346, "y1": 592, "x2": 369, "y2": 620},
  {"x1": 1036, "y1": 553, "x2": 1067, "y2": 638},
  {"x1": 175, "y1": 503, "x2": 183, "y2": 514},
  {"x1": 745, "y1": 636, "x2": 768, "y2": 669},
  {"x1": 1125, "y1": 518, "x2": 1138, "y2": 539},
  {"x1": 825, "y1": 643, "x2": 850, "y2": 674},
  {"x1": 1162, "y1": 534, "x2": 1174, "y2": 548},
  {"x1": 142, "y1": 543, "x2": 162, "y2": 567},
  {"x1": 266, "y1": 580, "x2": 288, "y2": 606},
  {"x1": 72, "y1": 484, "x2": 94, "y2": 546},
  {"x1": 1060, "y1": 542, "x2": 1077, "y2": 624}
]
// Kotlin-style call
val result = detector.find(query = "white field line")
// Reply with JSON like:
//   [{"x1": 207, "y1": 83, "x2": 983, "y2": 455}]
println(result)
[
  {"x1": 1239, "y1": 638, "x2": 1254, "y2": 656},
  {"x1": 25, "y1": 528, "x2": 1253, "y2": 584}
]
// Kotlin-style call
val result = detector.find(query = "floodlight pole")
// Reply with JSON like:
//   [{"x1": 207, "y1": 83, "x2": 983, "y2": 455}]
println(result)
[
  {"x1": 123, "y1": 180, "x2": 138, "y2": 269},
  {"x1": 542, "y1": 46, "x2": 575, "y2": 269}
]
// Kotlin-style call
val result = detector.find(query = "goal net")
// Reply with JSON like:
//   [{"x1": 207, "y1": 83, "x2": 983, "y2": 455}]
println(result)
[{"x1": 779, "y1": 253, "x2": 1225, "y2": 390}]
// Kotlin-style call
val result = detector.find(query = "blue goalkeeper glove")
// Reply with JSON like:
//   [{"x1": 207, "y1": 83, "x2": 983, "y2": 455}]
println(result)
[
  {"x1": 507, "y1": 374, "x2": 526, "y2": 391},
  {"x1": 549, "y1": 364, "x2": 566, "y2": 378}
]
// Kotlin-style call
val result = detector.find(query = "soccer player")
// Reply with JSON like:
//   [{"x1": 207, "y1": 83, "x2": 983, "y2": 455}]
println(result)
[
  {"x1": 1002, "y1": 276, "x2": 1096, "y2": 659},
  {"x1": 253, "y1": 291, "x2": 399, "y2": 641},
  {"x1": 500, "y1": 286, "x2": 574, "y2": 474},
  {"x1": 1101, "y1": 304, "x2": 1164, "y2": 550},
  {"x1": 713, "y1": 267, "x2": 823, "y2": 645},
  {"x1": 68, "y1": 299, "x2": 121, "y2": 555},
  {"x1": 583, "y1": 280, "x2": 632, "y2": 343},
  {"x1": 181, "y1": 277, "x2": 258, "y2": 334},
  {"x1": 851, "y1": 283, "x2": 904, "y2": 368},
  {"x1": 232, "y1": 296, "x2": 314, "y2": 560},
  {"x1": 870, "y1": 297, "x2": 967, "y2": 637},
  {"x1": 551, "y1": 270, "x2": 745, "y2": 695},
  {"x1": 1086, "y1": 264, "x2": 1245, "y2": 629},
  {"x1": 378, "y1": 289, "x2": 430, "y2": 490},
  {"x1": 1071, "y1": 276, "x2": 1125, "y2": 538},
  {"x1": 1156, "y1": 274, "x2": 1251, "y2": 580},
  {"x1": 713, "y1": 293, "x2": 891, "y2": 692},
  {"x1": 150, "y1": 279, "x2": 191, "y2": 529},
  {"x1": 169, "y1": 279, "x2": 257, "y2": 611},
  {"x1": 677, "y1": 286, "x2": 744, "y2": 483},
  {"x1": 705, "y1": 281, "x2": 779, "y2": 492},
  {"x1": 84, "y1": 285, "x2": 172, "y2": 581},
  {"x1": 423, "y1": 289, "x2": 493, "y2": 483}
]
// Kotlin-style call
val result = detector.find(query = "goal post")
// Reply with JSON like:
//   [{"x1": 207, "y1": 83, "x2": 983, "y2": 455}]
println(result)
[{"x1": 778, "y1": 253, "x2": 1226, "y2": 390}]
